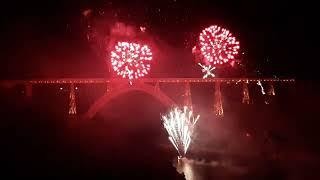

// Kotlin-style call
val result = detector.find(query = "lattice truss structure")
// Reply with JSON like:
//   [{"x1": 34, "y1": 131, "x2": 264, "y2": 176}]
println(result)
[{"x1": 0, "y1": 78, "x2": 294, "y2": 118}]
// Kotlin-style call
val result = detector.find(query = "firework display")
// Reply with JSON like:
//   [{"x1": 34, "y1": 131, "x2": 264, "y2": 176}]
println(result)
[
  {"x1": 198, "y1": 63, "x2": 216, "y2": 78},
  {"x1": 199, "y1": 25, "x2": 240, "y2": 65},
  {"x1": 111, "y1": 42, "x2": 153, "y2": 80},
  {"x1": 162, "y1": 106, "x2": 200, "y2": 157}
]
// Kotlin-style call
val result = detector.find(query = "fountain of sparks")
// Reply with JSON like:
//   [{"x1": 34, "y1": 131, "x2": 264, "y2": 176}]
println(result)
[{"x1": 161, "y1": 106, "x2": 200, "y2": 157}]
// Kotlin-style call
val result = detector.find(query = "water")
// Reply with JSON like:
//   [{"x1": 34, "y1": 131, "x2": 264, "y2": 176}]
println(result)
[
  {"x1": 174, "y1": 155, "x2": 319, "y2": 180},
  {"x1": 1, "y1": 89, "x2": 319, "y2": 179}
]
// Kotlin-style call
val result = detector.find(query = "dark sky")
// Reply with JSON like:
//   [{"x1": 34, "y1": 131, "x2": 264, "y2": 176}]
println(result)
[
  {"x1": 1, "y1": 2, "x2": 320, "y2": 177},
  {"x1": 0, "y1": 0, "x2": 317, "y2": 79}
]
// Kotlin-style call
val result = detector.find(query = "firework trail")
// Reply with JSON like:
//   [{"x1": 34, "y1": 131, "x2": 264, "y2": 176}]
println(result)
[
  {"x1": 257, "y1": 80, "x2": 266, "y2": 95},
  {"x1": 161, "y1": 106, "x2": 200, "y2": 157}
]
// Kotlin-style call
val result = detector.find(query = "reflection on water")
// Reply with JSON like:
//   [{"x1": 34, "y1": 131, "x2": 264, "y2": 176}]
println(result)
[
  {"x1": 174, "y1": 157, "x2": 208, "y2": 180},
  {"x1": 173, "y1": 155, "x2": 318, "y2": 180},
  {"x1": 180, "y1": 160, "x2": 195, "y2": 180},
  {"x1": 173, "y1": 157, "x2": 255, "y2": 180},
  {"x1": 177, "y1": 158, "x2": 197, "y2": 180}
]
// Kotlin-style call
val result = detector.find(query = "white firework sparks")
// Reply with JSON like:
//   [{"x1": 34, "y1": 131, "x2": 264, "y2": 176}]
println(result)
[
  {"x1": 198, "y1": 63, "x2": 215, "y2": 79},
  {"x1": 257, "y1": 80, "x2": 266, "y2": 95},
  {"x1": 161, "y1": 106, "x2": 200, "y2": 157}
]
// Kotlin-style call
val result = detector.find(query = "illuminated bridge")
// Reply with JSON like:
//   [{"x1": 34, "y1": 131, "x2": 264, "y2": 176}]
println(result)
[{"x1": 0, "y1": 78, "x2": 295, "y2": 119}]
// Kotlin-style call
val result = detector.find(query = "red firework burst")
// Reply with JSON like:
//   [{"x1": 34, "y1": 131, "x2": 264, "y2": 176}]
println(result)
[
  {"x1": 110, "y1": 42, "x2": 153, "y2": 80},
  {"x1": 199, "y1": 25, "x2": 240, "y2": 65}
]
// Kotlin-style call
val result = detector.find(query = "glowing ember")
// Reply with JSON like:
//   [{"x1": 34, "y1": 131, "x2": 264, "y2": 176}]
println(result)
[
  {"x1": 198, "y1": 63, "x2": 215, "y2": 78},
  {"x1": 111, "y1": 42, "x2": 153, "y2": 80},
  {"x1": 161, "y1": 106, "x2": 200, "y2": 157},
  {"x1": 199, "y1": 25, "x2": 240, "y2": 65}
]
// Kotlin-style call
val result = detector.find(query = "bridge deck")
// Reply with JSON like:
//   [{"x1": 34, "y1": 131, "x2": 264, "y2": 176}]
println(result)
[{"x1": 0, "y1": 78, "x2": 295, "y2": 85}]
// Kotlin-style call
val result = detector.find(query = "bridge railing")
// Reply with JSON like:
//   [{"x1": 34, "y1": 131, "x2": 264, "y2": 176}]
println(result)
[{"x1": 0, "y1": 78, "x2": 295, "y2": 85}]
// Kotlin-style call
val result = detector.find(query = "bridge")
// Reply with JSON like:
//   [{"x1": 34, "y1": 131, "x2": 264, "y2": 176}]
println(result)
[{"x1": 0, "y1": 78, "x2": 295, "y2": 120}]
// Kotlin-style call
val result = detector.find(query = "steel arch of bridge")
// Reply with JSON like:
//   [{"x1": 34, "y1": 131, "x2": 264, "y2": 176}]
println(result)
[{"x1": 84, "y1": 82, "x2": 176, "y2": 119}]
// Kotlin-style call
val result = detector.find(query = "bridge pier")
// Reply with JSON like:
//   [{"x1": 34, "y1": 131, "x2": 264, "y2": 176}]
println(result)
[
  {"x1": 182, "y1": 82, "x2": 193, "y2": 110},
  {"x1": 106, "y1": 82, "x2": 112, "y2": 93},
  {"x1": 68, "y1": 83, "x2": 77, "y2": 115},
  {"x1": 242, "y1": 82, "x2": 250, "y2": 104},
  {"x1": 25, "y1": 83, "x2": 32, "y2": 100},
  {"x1": 268, "y1": 82, "x2": 275, "y2": 96},
  {"x1": 214, "y1": 81, "x2": 223, "y2": 116},
  {"x1": 154, "y1": 81, "x2": 160, "y2": 92}
]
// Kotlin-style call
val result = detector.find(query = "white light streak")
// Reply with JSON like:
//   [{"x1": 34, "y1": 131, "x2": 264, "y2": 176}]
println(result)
[
  {"x1": 257, "y1": 80, "x2": 266, "y2": 95},
  {"x1": 198, "y1": 63, "x2": 215, "y2": 79}
]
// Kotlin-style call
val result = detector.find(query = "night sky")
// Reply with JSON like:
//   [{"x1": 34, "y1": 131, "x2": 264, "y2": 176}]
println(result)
[
  {"x1": 0, "y1": 0, "x2": 317, "y2": 79},
  {"x1": 1, "y1": 1, "x2": 320, "y2": 178}
]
